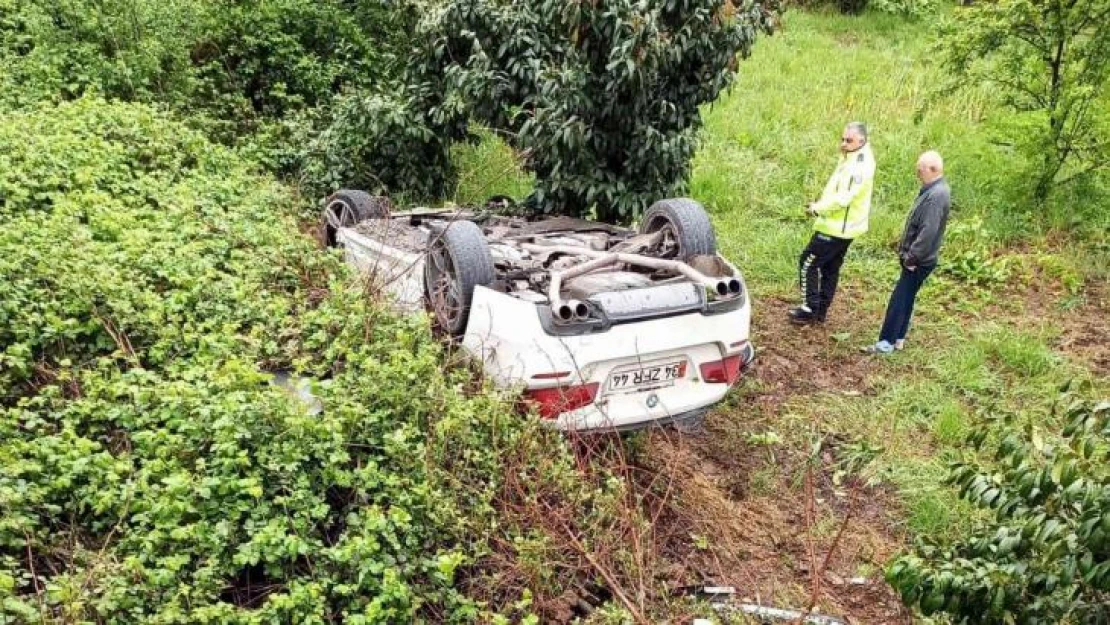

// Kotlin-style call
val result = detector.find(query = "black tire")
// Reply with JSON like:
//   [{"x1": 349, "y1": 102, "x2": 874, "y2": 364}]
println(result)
[
  {"x1": 639, "y1": 198, "x2": 717, "y2": 260},
  {"x1": 423, "y1": 221, "x2": 495, "y2": 337},
  {"x1": 322, "y1": 190, "x2": 393, "y2": 247}
]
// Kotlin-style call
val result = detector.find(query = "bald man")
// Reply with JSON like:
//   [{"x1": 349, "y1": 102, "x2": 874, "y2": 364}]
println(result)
[{"x1": 864, "y1": 151, "x2": 951, "y2": 354}]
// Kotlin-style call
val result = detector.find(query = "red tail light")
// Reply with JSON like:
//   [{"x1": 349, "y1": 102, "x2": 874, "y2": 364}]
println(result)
[
  {"x1": 521, "y1": 383, "x2": 600, "y2": 420},
  {"x1": 700, "y1": 354, "x2": 743, "y2": 385}
]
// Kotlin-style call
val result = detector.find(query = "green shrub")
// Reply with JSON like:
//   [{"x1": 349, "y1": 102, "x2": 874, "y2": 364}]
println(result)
[
  {"x1": 888, "y1": 387, "x2": 1110, "y2": 623},
  {"x1": 0, "y1": 0, "x2": 414, "y2": 132},
  {"x1": 293, "y1": 88, "x2": 463, "y2": 204},
  {"x1": 0, "y1": 98, "x2": 318, "y2": 392},
  {"x1": 868, "y1": 0, "x2": 937, "y2": 18},
  {"x1": 939, "y1": 218, "x2": 1011, "y2": 286},
  {"x1": 936, "y1": 0, "x2": 1110, "y2": 204},
  {"x1": 0, "y1": 97, "x2": 563, "y2": 622}
]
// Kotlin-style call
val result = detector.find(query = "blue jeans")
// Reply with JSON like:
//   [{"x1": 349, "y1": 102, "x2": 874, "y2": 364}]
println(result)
[{"x1": 878, "y1": 264, "x2": 935, "y2": 344}]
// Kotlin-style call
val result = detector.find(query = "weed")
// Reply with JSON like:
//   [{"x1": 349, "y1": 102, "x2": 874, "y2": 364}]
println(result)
[
  {"x1": 748, "y1": 466, "x2": 780, "y2": 497},
  {"x1": 931, "y1": 401, "x2": 969, "y2": 446},
  {"x1": 746, "y1": 430, "x2": 784, "y2": 462}
]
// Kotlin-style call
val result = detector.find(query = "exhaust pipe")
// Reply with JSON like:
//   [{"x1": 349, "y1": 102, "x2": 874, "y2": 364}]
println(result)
[
  {"x1": 712, "y1": 279, "x2": 743, "y2": 297},
  {"x1": 552, "y1": 299, "x2": 594, "y2": 326},
  {"x1": 572, "y1": 300, "x2": 590, "y2": 321},
  {"x1": 554, "y1": 302, "x2": 576, "y2": 322},
  {"x1": 553, "y1": 300, "x2": 590, "y2": 323}
]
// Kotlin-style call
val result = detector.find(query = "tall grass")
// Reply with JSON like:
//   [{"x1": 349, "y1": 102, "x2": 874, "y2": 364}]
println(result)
[{"x1": 692, "y1": 10, "x2": 1028, "y2": 298}]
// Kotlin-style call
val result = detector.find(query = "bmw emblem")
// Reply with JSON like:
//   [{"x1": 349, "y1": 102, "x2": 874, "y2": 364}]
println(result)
[{"x1": 646, "y1": 394, "x2": 659, "y2": 408}]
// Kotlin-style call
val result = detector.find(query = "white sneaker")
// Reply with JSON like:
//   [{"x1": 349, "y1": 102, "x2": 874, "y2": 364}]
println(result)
[
  {"x1": 861, "y1": 341, "x2": 894, "y2": 354},
  {"x1": 894, "y1": 339, "x2": 905, "y2": 351}
]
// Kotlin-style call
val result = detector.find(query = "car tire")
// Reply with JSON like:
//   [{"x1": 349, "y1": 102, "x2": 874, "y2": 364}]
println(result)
[
  {"x1": 322, "y1": 190, "x2": 393, "y2": 247},
  {"x1": 423, "y1": 220, "x2": 495, "y2": 337},
  {"x1": 640, "y1": 198, "x2": 717, "y2": 260}
]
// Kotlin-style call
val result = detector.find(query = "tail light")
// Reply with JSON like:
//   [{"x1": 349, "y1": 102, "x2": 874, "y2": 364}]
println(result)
[
  {"x1": 521, "y1": 383, "x2": 600, "y2": 420},
  {"x1": 700, "y1": 355, "x2": 743, "y2": 385}
]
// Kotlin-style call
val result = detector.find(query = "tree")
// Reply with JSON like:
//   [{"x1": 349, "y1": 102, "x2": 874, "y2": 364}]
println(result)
[
  {"x1": 416, "y1": 0, "x2": 779, "y2": 222},
  {"x1": 939, "y1": 0, "x2": 1110, "y2": 203},
  {"x1": 887, "y1": 388, "x2": 1110, "y2": 623}
]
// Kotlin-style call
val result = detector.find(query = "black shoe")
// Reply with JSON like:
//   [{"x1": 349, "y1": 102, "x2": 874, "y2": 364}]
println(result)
[{"x1": 788, "y1": 307, "x2": 821, "y2": 325}]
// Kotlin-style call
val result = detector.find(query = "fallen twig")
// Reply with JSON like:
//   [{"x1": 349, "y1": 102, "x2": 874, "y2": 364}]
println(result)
[{"x1": 797, "y1": 494, "x2": 855, "y2": 625}]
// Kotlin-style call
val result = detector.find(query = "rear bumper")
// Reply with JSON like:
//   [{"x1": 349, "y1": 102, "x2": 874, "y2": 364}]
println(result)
[
  {"x1": 462, "y1": 286, "x2": 754, "y2": 432},
  {"x1": 553, "y1": 340, "x2": 756, "y2": 433}
]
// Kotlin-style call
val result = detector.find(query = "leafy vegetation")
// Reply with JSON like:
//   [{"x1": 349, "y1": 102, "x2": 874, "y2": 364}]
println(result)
[
  {"x1": 0, "y1": 97, "x2": 590, "y2": 622},
  {"x1": 293, "y1": 87, "x2": 464, "y2": 203},
  {"x1": 415, "y1": 0, "x2": 779, "y2": 221},
  {"x1": 1, "y1": 2, "x2": 1108, "y2": 622},
  {"x1": 0, "y1": 0, "x2": 413, "y2": 134},
  {"x1": 888, "y1": 388, "x2": 1109, "y2": 623}
]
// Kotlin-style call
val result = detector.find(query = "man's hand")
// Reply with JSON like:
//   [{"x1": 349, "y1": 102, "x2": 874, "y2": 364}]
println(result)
[
  {"x1": 906, "y1": 265, "x2": 917, "y2": 272},
  {"x1": 805, "y1": 203, "x2": 818, "y2": 217}
]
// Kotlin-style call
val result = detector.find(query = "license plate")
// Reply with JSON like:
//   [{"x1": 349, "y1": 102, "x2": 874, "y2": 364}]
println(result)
[{"x1": 608, "y1": 361, "x2": 686, "y2": 392}]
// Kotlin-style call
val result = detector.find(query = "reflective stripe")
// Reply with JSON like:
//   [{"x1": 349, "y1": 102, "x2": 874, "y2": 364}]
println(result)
[
  {"x1": 843, "y1": 217, "x2": 869, "y2": 231},
  {"x1": 800, "y1": 253, "x2": 816, "y2": 303}
]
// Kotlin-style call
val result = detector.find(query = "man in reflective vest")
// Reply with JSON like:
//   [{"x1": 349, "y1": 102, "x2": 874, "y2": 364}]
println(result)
[{"x1": 789, "y1": 122, "x2": 876, "y2": 325}]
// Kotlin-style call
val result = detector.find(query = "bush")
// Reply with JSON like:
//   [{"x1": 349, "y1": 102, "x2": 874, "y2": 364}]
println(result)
[
  {"x1": 868, "y1": 0, "x2": 937, "y2": 18},
  {"x1": 0, "y1": 0, "x2": 414, "y2": 132},
  {"x1": 888, "y1": 387, "x2": 1110, "y2": 623},
  {"x1": 936, "y1": 0, "x2": 1110, "y2": 204},
  {"x1": 0, "y1": 97, "x2": 558, "y2": 622},
  {"x1": 0, "y1": 98, "x2": 318, "y2": 392},
  {"x1": 293, "y1": 88, "x2": 463, "y2": 204},
  {"x1": 939, "y1": 218, "x2": 1012, "y2": 286}
]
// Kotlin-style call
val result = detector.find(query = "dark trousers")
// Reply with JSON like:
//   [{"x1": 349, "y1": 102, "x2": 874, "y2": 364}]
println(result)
[
  {"x1": 878, "y1": 264, "x2": 935, "y2": 344},
  {"x1": 798, "y1": 233, "x2": 852, "y2": 316}
]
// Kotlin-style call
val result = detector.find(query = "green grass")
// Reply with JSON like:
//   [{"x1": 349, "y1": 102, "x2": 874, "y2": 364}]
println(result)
[
  {"x1": 450, "y1": 127, "x2": 534, "y2": 206},
  {"x1": 693, "y1": 10, "x2": 1029, "y2": 299},
  {"x1": 451, "y1": 8, "x2": 1107, "y2": 545},
  {"x1": 685, "y1": 10, "x2": 1107, "y2": 543}
]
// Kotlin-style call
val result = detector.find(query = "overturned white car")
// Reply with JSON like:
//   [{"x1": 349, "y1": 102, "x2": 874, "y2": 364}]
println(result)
[{"x1": 323, "y1": 191, "x2": 754, "y2": 432}]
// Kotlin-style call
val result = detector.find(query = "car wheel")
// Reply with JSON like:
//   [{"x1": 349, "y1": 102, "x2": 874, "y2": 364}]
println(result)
[
  {"x1": 640, "y1": 198, "x2": 717, "y2": 261},
  {"x1": 423, "y1": 220, "x2": 495, "y2": 337},
  {"x1": 322, "y1": 190, "x2": 393, "y2": 247}
]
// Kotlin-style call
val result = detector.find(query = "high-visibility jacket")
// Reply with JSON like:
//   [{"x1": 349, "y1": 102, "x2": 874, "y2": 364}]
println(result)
[{"x1": 811, "y1": 143, "x2": 875, "y2": 239}]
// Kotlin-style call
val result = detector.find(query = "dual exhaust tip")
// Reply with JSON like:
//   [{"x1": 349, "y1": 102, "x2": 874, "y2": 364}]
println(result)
[
  {"x1": 554, "y1": 299, "x2": 590, "y2": 323},
  {"x1": 714, "y1": 278, "x2": 742, "y2": 297},
  {"x1": 555, "y1": 280, "x2": 740, "y2": 323}
]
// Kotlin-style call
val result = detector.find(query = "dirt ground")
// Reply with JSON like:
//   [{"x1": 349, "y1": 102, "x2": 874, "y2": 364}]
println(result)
[
  {"x1": 452, "y1": 253, "x2": 1106, "y2": 624},
  {"x1": 632, "y1": 295, "x2": 911, "y2": 624},
  {"x1": 610, "y1": 275, "x2": 1106, "y2": 624}
]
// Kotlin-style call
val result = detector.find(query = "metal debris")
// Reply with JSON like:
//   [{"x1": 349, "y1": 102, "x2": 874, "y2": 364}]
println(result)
[
  {"x1": 685, "y1": 585, "x2": 848, "y2": 625},
  {"x1": 717, "y1": 602, "x2": 847, "y2": 625}
]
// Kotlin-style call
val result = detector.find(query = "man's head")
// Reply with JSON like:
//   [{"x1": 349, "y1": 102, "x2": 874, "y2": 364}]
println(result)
[
  {"x1": 916, "y1": 150, "x2": 944, "y2": 184},
  {"x1": 840, "y1": 122, "x2": 868, "y2": 154}
]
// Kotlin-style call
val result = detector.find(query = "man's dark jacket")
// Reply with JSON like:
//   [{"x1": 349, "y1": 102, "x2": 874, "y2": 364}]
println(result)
[{"x1": 899, "y1": 177, "x2": 951, "y2": 268}]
